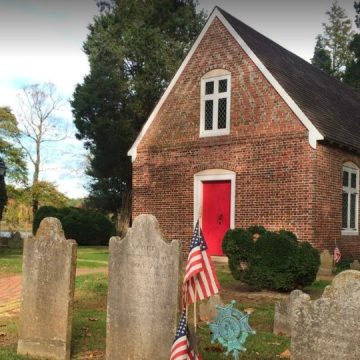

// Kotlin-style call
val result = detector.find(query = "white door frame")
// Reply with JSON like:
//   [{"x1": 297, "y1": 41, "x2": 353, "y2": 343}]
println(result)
[{"x1": 193, "y1": 169, "x2": 236, "y2": 229}]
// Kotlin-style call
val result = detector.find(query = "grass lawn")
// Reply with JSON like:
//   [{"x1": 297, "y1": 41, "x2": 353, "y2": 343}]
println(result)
[
  {"x1": 0, "y1": 246, "x2": 109, "y2": 274},
  {"x1": 0, "y1": 247, "x2": 332, "y2": 359}
]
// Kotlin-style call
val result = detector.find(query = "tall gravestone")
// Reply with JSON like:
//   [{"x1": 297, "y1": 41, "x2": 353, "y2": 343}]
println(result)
[
  {"x1": 17, "y1": 217, "x2": 77, "y2": 360},
  {"x1": 106, "y1": 214, "x2": 180, "y2": 360},
  {"x1": 292, "y1": 270, "x2": 360, "y2": 359}
]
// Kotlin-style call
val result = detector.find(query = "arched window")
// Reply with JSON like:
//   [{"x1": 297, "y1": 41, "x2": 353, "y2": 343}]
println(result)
[
  {"x1": 342, "y1": 162, "x2": 359, "y2": 234},
  {"x1": 200, "y1": 69, "x2": 231, "y2": 137}
]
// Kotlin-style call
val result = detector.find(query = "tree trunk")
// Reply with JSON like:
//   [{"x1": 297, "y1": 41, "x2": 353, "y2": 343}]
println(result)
[{"x1": 116, "y1": 190, "x2": 132, "y2": 237}]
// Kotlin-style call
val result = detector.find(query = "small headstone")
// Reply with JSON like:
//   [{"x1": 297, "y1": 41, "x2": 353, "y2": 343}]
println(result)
[
  {"x1": 17, "y1": 218, "x2": 77, "y2": 360},
  {"x1": 273, "y1": 290, "x2": 310, "y2": 336},
  {"x1": 350, "y1": 260, "x2": 360, "y2": 271},
  {"x1": 8, "y1": 231, "x2": 23, "y2": 248},
  {"x1": 292, "y1": 270, "x2": 360, "y2": 359},
  {"x1": 106, "y1": 214, "x2": 180, "y2": 360},
  {"x1": 0, "y1": 237, "x2": 8, "y2": 247},
  {"x1": 317, "y1": 249, "x2": 333, "y2": 276},
  {"x1": 199, "y1": 294, "x2": 224, "y2": 322}
]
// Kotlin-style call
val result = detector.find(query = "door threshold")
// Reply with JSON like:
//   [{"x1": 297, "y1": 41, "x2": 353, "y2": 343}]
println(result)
[{"x1": 211, "y1": 256, "x2": 228, "y2": 264}]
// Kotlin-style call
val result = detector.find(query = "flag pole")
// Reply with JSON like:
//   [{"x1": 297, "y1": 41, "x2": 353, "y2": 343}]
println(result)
[{"x1": 194, "y1": 209, "x2": 202, "y2": 334}]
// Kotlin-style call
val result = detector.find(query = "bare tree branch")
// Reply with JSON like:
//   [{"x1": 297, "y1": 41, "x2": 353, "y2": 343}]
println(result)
[{"x1": 16, "y1": 82, "x2": 66, "y2": 215}]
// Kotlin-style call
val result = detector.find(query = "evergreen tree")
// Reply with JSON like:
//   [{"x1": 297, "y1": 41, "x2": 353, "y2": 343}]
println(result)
[
  {"x1": 344, "y1": 2, "x2": 360, "y2": 89},
  {"x1": 355, "y1": 1, "x2": 360, "y2": 28},
  {"x1": 311, "y1": 35, "x2": 332, "y2": 74},
  {"x1": 71, "y1": 0, "x2": 205, "y2": 214},
  {"x1": 316, "y1": 1, "x2": 354, "y2": 80}
]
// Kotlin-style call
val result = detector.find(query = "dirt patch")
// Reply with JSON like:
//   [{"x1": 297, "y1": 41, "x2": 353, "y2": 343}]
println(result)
[
  {"x1": 74, "y1": 349, "x2": 105, "y2": 359},
  {"x1": 221, "y1": 281, "x2": 289, "y2": 304}
]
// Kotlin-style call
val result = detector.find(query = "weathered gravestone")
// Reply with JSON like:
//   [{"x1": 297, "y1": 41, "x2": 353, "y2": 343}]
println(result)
[
  {"x1": 350, "y1": 259, "x2": 360, "y2": 271},
  {"x1": 106, "y1": 214, "x2": 180, "y2": 360},
  {"x1": 273, "y1": 290, "x2": 310, "y2": 336},
  {"x1": 9, "y1": 231, "x2": 23, "y2": 248},
  {"x1": 292, "y1": 270, "x2": 360, "y2": 360},
  {"x1": 317, "y1": 249, "x2": 333, "y2": 277},
  {"x1": 17, "y1": 217, "x2": 77, "y2": 360}
]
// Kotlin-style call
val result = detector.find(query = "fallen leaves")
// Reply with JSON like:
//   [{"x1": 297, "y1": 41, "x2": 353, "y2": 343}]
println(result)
[{"x1": 279, "y1": 349, "x2": 291, "y2": 358}]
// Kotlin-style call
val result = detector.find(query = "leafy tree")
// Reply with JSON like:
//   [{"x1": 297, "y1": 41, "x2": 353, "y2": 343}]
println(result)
[
  {"x1": 311, "y1": 35, "x2": 332, "y2": 74},
  {"x1": 4, "y1": 182, "x2": 70, "y2": 230},
  {"x1": 71, "y1": 0, "x2": 205, "y2": 214},
  {"x1": 0, "y1": 107, "x2": 27, "y2": 183},
  {"x1": 316, "y1": 1, "x2": 354, "y2": 80},
  {"x1": 16, "y1": 83, "x2": 65, "y2": 215}
]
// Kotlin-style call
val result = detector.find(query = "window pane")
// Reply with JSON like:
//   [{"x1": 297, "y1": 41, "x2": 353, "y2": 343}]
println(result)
[
  {"x1": 219, "y1": 79, "x2": 227, "y2": 93},
  {"x1": 351, "y1": 173, "x2": 357, "y2": 189},
  {"x1": 205, "y1": 100, "x2": 213, "y2": 130},
  {"x1": 218, "y1": 98, "x2": 227, "y2": 129},
  {"x1": 343, "y1": 171, "x2": 349, "y2": 187},
  {"x1": 205, "y1": 81, "x2": 214, "y2": 95},
  {"x1": 342, "y1": 192, "x2": 348, "y2": 228},
  {"x1": 350, "y1": 194, "x2": 357, "y2": 229}
]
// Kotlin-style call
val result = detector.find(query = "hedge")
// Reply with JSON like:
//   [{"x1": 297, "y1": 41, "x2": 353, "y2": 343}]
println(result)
[
  {"x1": 33, "y1": 206, "x2": 115, "y2": 246},
  {"x1": 222, "y1": 226, "x2": 320, "y2": 291}
]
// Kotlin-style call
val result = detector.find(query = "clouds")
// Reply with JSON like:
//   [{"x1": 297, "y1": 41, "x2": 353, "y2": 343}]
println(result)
[{"x1": 0, "y1": 0, "x2": 98, "y2": 198}]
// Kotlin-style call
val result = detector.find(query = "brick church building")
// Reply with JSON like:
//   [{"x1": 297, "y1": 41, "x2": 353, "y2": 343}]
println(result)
[{"x1": 128, "y1": 7, "x2": 360, "y2": 258}]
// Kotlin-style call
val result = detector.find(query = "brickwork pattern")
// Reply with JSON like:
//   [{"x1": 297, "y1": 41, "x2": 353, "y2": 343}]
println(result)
[{"x1": 315, "y1": 144, "x2": 360, "y2": 258}]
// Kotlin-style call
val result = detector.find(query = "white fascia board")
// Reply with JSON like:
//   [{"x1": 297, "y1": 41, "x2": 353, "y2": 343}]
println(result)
[
  {"x1": 215, "y1": 11, "x2": 324, "y2": 148},
  {"x1": 128, "y1": 8, "x2": 324, "y2": 162},
  {"x1": 127, "y1": 9, "x2": 221, "y2": 162}
]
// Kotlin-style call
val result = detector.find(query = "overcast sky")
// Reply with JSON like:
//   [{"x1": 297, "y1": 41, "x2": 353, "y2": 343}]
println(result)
[{"x1": 0, "y1": 0, "x2": 358, "y2": 198}]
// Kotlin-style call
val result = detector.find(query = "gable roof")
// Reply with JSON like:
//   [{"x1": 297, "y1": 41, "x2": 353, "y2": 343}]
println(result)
[
  {"x1": 128, "y1": 7, "x2": 360, "y2": 161},
  {"x1": 218, "y1": 7, "x2": 360, "y2": 153}
]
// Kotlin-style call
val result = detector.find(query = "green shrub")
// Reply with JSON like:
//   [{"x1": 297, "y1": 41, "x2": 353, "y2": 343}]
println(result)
[
  {"x1": 334, "y1": 259, "x2": 351, "y2": 274},
  {"x1": 33, "y1": 206, "x2": 115, "y2": 246},
  {"x1": 222, "y1": 226, "x2": 320, "y2": 291}
]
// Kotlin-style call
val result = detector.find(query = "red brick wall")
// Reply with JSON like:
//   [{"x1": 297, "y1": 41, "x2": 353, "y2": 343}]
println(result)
[
  {"x1": 132, "y1": 18, "x2": 323, "y2": 255},
  {"x1": 315, "y1": 143, "x2": 360, "y2": 259}
]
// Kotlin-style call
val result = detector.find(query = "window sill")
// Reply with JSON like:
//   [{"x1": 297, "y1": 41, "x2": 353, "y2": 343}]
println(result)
[
  {"x1": 200, "y1": 129, "x2": 230, "y2": 137},
  {"x1": 341, "y1": 230, "x2": 359, "y2": 236}
]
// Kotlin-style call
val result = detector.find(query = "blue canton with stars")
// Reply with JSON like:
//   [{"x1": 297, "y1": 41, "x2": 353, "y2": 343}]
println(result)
[
  {"x1": 174, "y1": 309, "x2": 188, "y2": 341},
  {"x1": 191, "y1": 222, "x2": 208, "y2": 251}
]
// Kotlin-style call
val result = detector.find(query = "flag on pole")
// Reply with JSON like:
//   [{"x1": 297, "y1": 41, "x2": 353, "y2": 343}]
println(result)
[
  {"x1": 182, "y1": 221, "x2": 220, "y2": 306},
  {"x1": 334, "y1": 246, "x2": 341, "y2": 264},
  {"x1": 170, "y1": 309, "x2": 202, "y2": 360}
]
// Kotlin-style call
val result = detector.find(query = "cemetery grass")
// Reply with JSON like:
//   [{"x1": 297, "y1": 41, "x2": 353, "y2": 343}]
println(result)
[{"x1": 0, "y1": 246, "x2": 109, "y2": 274}]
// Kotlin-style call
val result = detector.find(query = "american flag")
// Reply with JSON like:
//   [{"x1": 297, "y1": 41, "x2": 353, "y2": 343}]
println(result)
[
  {"x1": 334, "y1": 246, "x2": 341, "y2": 264},
  {"x1": 182, "y1": 221, "x2": 220, "y2": 306},
  {"x1": 170, "y1": 309, "x2": 201, "y2": 360}
]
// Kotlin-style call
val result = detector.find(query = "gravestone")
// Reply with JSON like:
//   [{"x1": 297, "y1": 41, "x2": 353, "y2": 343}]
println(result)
[
  {"x1": 273, "y1": 290, "x2": 310, "y2": 336},
  {"x1": 350, "y1": 260, "x2": 360, "y2": 271},
  {"x1": 317, "y1": 249, "x2": 333, "y2": 276},
  {"x1": 292, "y1": 270, "x2": 360, "y2": 360},
  {"x1": 106, "y1": 214, "x2": 180, "y2": 360},
  {"x1": 17, "y1": 217, "x2": 77, "y2": 360},
  {"x1": 8, "y1": 231, "x2": 23, "y2": 248}
]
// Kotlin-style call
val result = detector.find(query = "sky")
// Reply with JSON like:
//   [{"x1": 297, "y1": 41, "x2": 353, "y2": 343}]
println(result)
[{"x1": 0, "y1": 0, "x2": 358, "y2": 198}]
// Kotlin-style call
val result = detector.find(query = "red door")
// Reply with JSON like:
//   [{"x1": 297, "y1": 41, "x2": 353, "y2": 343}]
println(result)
[{"x1": 202, "y1": 181, "x2": 231, "y2": 256}]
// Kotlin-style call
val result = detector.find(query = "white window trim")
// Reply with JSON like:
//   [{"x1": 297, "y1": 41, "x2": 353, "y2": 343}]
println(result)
[
  {"x1": 193, "y1": 169, "x2": 235, "y2": 229},
  {"x1": 200, "y1": 73, "x2": 231, "y2": 137},
  {"x1": 342, "y1": 162, "x2": 359, "y2": 236}
]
